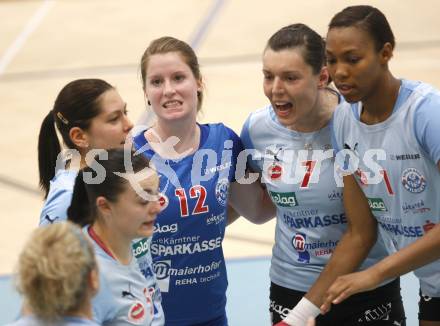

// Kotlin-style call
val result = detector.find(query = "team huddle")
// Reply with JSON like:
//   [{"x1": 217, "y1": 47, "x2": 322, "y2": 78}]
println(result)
[{"x1": 8, "y1": 5, "x2": 440, "y2": 326}]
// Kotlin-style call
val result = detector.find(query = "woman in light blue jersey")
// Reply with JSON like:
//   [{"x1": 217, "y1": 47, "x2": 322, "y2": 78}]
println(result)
[
  {"x1": 134, "y1": 36, "x2": 275, "y2": 325},
  {"x1": 7, "y1": 222, "x2": 100, "y2": 326},
  {"x1": 38, "y1": 78, "x2": 133, "y2": 226},
  {"x1": 317, "y1": 5, "x2": 440, "y2": 326},
  {"x1": 240, "y1": 24, "x2": 405, "y2": 326},
  {"x1": 37, "y1": 81, "x2": 164, "y2": 324},
  {"x1": 68, "y1": 148, "x2": 164, "y2": 325}
]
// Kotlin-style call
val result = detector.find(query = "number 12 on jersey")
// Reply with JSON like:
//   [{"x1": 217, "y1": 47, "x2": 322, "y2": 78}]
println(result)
[{"x1": 175, "y1": 186, "x2": 209, "y2": 217}]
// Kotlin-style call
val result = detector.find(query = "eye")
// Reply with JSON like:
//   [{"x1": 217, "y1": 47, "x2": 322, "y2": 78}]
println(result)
[
  {"x1": 174, "y1": 74, "x2": 185, "y2": 82},
  {"x1": 109, "y1": 115, "x2": 120, "y2": 123},
  {"x1": 150, "y1": 78, "x2": 162, "y2": 86},
  {"x1": 347, "y1": 56, "x2": 360, "y2": 64},
  {"x1": 286, "y1": 75, "x2": 298, "y2": 82},
  {"x1": 263, "y1": 73, "x2": 273, "y2": 81},
  {"x1": 139, "y1": 198, "x2": 150, "y2": 205},
  {"x1": 326, "y1": 57, "x2": 336, "y2": 65}
]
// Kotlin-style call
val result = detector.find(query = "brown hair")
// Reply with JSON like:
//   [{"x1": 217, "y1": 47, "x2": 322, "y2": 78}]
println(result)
[
  {"x1": 38, "y1": 79, "x2": 114, "y2": 197},
  {"x1": 266, "y1": 23, "x2": 326, "y2": 75},
  {"x1": 140, "y1": 36, "x2": 203, "y2": 111}
]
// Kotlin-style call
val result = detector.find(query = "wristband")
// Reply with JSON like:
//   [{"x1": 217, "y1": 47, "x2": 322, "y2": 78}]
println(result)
[{"x1": 283, "y1": 297, "x2": 320, "y2": 326}]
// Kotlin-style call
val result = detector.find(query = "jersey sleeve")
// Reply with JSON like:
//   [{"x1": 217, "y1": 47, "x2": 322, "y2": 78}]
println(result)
[
  {"x1": 240, "y1": 115, "x2": 262, "y2": 173},
  {"x1": 224, "y1": 125, "x2": 244, "y2": 182},
  {"x1": 414, "y1": 95, "x2": 440, "y2": 165},
  {"x1": 39, "y1": 189, "x2": 72, "y2": 226}
]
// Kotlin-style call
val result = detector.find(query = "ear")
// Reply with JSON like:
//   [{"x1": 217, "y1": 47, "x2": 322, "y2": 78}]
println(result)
[
  {"x1": 96, "y1": 196, "x2": 112, "y2": 217},
  {"x1": 318, "y1": 66, "x2": 330, "y2": 88},
  {"x1": 69, "y1": 127, "x2": 89, "y2": 149},
  {"x1": 379, "y1": 42, "x2": 394, "y2": 65},
  {"x1": 88, "y1": 267, "x2": 100, "y2": 296},
  {"x1": 144, "y1": 93, "x2": 151, "y2": 107},
  {"x1": 196, "y1": 77, "x2": 203, "y2": 93}
]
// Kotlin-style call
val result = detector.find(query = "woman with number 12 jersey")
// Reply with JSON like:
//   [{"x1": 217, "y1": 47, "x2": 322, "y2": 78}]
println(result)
[{"x1": 134, "y1": 36, "x2": 275, "y2": 325}]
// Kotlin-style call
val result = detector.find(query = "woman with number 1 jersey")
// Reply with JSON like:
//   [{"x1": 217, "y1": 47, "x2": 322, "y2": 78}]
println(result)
[
  {"x1": 133, "y1": 37, "x2": 274, "y2": 325},
  {"x1": 319, "y1": 6, "x2": 440, "y2": 325}
]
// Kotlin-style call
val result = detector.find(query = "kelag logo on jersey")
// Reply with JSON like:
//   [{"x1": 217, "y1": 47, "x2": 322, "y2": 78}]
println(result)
[
  {"x1": 215, "y1": 178, "x2": 229, "y2": 206},
  {"x1": 132, "y1": 238, "x2": 150, "y2": 258},
  {"x1": 368, "y1": 198, "x2": 388, "y2": 212},
  {"x1": 292, "y1": 233, "x2": 310, "y2": 263},
  {"x1": 154, "y1": 223, "x2": 178, "y2": 234},
  {"x1": 269, "y1": 191, "x2": 298, "y2": 207},
  {"x1": 401, "y1": 168, "x2": 426, "y2": 193}
]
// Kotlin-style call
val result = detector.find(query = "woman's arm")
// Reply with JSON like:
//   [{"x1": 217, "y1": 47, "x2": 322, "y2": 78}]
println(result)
[
  {"x1": 228, "y1": 178, "x2": 276, "y2": 224},
  {"x1": 227, "y1": 205, "x2": 240, "y2": 226},
  {"x1": 322, "y1": 162, "x2": 440, "y2": 307},
  {"x1": 277, "y1": 174, "x2": 378, "y2": 325},
  {"x1": 323, "y1": 221, "x2": 440, "y2": 306}
]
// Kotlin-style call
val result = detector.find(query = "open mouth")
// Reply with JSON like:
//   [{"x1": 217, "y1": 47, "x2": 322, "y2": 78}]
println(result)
[
  {"x1": 163, "y1": 100, "x2": 183, "y2": 109},
  {"x1": 273, "y1": 102, "x2": 293, "y2": 117}
]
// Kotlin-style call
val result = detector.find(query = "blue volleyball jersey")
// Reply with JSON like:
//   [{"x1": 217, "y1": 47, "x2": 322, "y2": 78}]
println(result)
[
  {"x1": 332, "y1": 79, "x2": 440, "y2": 297},
  {"x1": 241, "y1": 105, "x2": 391, "y2": 292},
  {"x1": 39, "y1": 173, "x2": 164, "y2": 325},
  {"x1": 133, "y1": 123, "x2": 242, "y2": 325}
]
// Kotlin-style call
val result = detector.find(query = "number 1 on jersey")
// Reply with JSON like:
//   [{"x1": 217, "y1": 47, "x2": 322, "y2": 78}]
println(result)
[{"x1": 380, "y1": 169, "x2": 394, "y2": 195}]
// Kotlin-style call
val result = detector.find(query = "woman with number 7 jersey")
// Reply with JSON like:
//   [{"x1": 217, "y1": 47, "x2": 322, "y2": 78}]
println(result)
[
  {"x1": 240, "y1": 24, "x2": 405, "y2": 325},
  {"x1": 133, "y1": 36, "x2": 275, "y2": 325}
]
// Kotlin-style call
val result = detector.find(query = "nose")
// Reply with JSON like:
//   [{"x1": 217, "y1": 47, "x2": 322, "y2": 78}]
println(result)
[
  {"x1": 163, "y1": 79, "x2": 176, "y2": 97},
  {"x1": 123, "y1": 114, "x2": 134, "y2": 133},
  {"x1": 333, "y1": 63, "x2": 348, "y2": 82},
  {"x1": 272, "y1": 77, "x2": 284, "y2": 96},
  {"x1": 150, "y1": 201, "x2": 161, "y2": 217}
]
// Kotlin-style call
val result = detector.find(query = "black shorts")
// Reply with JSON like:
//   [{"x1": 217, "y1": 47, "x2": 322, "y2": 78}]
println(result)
[
  {"x1": 270, "y1": 279, "x2": 406, "y2": 325},
  {"x1": 419, "y1": 291, "x2": 440, "y2": 321}
]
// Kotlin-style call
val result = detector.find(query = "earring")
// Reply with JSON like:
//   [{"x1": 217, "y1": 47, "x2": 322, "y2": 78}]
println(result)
[{"x1": 148, "y1": 100, "x2": 151, "y2": 106}]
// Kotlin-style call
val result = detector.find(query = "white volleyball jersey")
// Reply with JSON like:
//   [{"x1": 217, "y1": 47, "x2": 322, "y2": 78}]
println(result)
[
  {"x1": 85, "y1": 226, "x2": 164, "y2": 326},
  {"x1": 332, "y1": 79, "x2": 440, "y2": 297},
  {"x1": 241, "y1": 105, "x2": 390, "y2": 292},
  {"x1": 39, "y1": 172, "x2": 164, "y2": 325}
]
